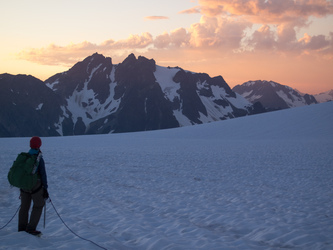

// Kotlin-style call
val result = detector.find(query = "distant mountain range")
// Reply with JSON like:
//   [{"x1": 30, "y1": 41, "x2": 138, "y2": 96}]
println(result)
[
  {"x1": 0, "y1": 53, "x2": 262, "y2": 137},
  {"x1": 232, "y1": 80, "x2": 320, "y2": 111},
  {"x1": 0, "y1": 53, "x2": 331, "y2": 137}
]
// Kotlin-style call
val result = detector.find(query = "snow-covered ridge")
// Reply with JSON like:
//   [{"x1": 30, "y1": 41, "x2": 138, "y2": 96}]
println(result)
[
  {"x1": 233, "y1": 80, "x2": 317, "y2": 111},
  {"x1": 276, "y1": 90, "x2": 306, "y2": 108},
  {"x1": 154, "y1": 65, "x2": 181, "y2": 102},
  {"x1": 315, "y1": 89, "x2": 333, "y2": 103}
]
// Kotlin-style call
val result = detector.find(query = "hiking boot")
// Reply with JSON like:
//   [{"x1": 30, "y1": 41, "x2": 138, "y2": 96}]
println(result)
[{"x1": 26, "y1": 230, "x2": 42, "y2": 236}]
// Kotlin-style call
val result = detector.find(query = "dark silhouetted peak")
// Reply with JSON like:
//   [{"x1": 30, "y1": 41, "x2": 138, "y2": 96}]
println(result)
[
  {"x1": 45, "y1": 53, "x2": 113, "y2": 103},
  {"x1": 233, "y1": 80, "x2": 317, "y2": 111},
  {"x1": 138, "y1": 56, "x2": 156, "y2": 72},
  {"x1": 122, "y1": 53, "x2": 137, "y2": 65},
  {"x1": 0, "y1": 74, "x2": 63, "y2": 137}
]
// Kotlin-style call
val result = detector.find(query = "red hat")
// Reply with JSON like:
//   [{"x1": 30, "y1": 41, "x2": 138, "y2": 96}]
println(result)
[{"x1": 30, "y1": 136, "x2": 42, "y2": 149}]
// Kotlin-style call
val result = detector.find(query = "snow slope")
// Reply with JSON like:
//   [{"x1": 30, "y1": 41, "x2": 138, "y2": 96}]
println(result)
[
  {"x1": 0, "y1": 102, "x2": 332, "y2": 249},
  {"x1": 315, "y1": 90, "x2": 333, "y2": 103}
]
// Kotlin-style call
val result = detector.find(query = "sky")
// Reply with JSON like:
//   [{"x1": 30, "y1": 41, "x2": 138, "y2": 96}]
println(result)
[{"x1": 1, "y1": 0, "x2": 333, "y2": 94}]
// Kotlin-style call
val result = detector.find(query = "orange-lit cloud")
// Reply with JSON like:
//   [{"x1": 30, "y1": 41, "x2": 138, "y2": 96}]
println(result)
[
  {"x1": 17, "y1": 33, "x2": 154, "y2": 66},
  {"x1": 144, "y1": 16, "x2": 169, "y2": 20},
  {"x1": 154, "y1": 28, "x2": 191, "y2": 49},
  {"x1": 189, "y1": 0, "x2": 333, "y2": 54},
  {"x1": 188, "y1": 16, "x2": 252, "y2": 49},
  {"x1": 197, "y1": 0, "x2": 333, "y2": 23},
  {"x1": 178, "y1": 6, "x2": 201, "y2": 14}
]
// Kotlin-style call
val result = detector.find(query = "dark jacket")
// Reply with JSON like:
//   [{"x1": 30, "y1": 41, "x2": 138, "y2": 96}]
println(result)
[{"x1": 29, "y1": 149, "x2": 48, "y2": 190}]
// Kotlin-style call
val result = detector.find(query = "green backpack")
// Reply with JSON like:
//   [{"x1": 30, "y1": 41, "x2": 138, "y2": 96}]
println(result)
[{"x1": 8, "y1": 152, "x2": 41, "y2": 190}]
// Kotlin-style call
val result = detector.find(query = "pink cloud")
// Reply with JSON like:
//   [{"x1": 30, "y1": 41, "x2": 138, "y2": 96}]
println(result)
[
  {"x1": 198, "y1": 0, "x2": 333, "y2": 22},
  {"x1": 154, "y1": 28, "x2": 190, "y2": 49},
  {"x1": 188, "y1": 16, "x2": 252, "y2": 49},
  {"x1": 248, "y1": 25, "x2": 277, "y2": 50},
  {"x1": 178, "y1": 6, "x2": 201, "y2": 14},
  {"x1": 144, "y1": 16, "x2": 169, "y2": 20},
  {"x1": 17, "y1": 33, "x2": 154, "y2": 66},
  {"x1": 299, "y1": 32, "x2": 332, "y2": 54}
]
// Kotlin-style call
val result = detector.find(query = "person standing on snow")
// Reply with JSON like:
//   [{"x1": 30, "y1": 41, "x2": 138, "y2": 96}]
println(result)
[{"x1": 18, "y1": 136, "x2": 49, "y2": 235}]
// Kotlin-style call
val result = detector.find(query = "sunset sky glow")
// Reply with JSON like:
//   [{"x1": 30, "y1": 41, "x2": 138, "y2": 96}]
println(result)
[{"x1": 1, "y1": 0, "x2": 333, "y2": 94}]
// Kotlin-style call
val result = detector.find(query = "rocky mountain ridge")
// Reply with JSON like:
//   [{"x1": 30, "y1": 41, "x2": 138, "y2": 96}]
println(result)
[
  {"x1": 0, "y1": 53, "x2": 262, "y2": 137},
  {"x1": 232, "y1": 80, "x2": 318, "y2": 111}
]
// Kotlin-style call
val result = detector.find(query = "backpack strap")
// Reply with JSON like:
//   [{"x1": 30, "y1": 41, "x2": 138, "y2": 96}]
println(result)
[{"x1": 32, "y1": 150, "x2": 42, "y2": 174}]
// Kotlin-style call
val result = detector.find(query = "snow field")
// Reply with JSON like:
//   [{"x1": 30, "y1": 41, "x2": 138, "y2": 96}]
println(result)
[{"x1": 0, "y1": 102, "x2": 332, "y2": 249}]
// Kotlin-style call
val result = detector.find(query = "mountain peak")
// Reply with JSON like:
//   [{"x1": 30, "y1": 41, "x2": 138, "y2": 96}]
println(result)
[
  {"x1": 123, "y1": 53, "x2": 137, "y2": 64},
  {"x1": 233, "y1": 80, "x2": 317, "y2": 111},
  {"x1": 121, "y1": 53, "x2": 156, "y2": 70}
]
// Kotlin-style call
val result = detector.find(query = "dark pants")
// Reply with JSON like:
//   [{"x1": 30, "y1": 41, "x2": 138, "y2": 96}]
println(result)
[{"x1": 18, "y1": 181, "x2": 45, "y2": 232}]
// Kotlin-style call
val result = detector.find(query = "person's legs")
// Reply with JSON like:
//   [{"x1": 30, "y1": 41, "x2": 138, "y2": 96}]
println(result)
[
  {"x1": 26, "y1": 187, "x2": 45, "y2": 232},
  {"x1": 18, "y1": 191, "x2": 32, "y2": 232}
]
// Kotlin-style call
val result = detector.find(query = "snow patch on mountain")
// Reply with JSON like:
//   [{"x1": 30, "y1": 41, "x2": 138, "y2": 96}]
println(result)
[
  {"x1": 315, "y1": 89, "x2": 333, "y2": 103},
  {"x1": 173, "y1": 110, "x2": 193, "y2": 126},
  {"x1": 66, "y1": 79, "x2": 120, "y2": 128},
  {"x1": 154, "y1": 64, "x2": 253, "y2": 125},
  {"x1": 45, "y1": 80, "x2": 59, "y2": 90},
  {"x1": 54, "y1": 109, "x2": 66, "y2": 135},
  {"x1": 244, "y1": 81, "x2": 256, "y2": 86},
  {"x1": 276, "y1": 90, "x2": 305, "y2": 108},
  {"x1": 36, "y1": 103, "x2": 43, "y2": 110},
  {"x1": 49, "y1": 63, "x2": 121, "y2": 135},
  {"x1": 154, "y1": 66, "x2": 181, "y2": 102}
]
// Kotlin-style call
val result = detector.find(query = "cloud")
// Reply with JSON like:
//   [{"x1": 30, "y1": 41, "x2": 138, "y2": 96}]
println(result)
[
  {"x1": 198, "y1": 0, "x2": 333, "y2": 23},
  {"x1": 144, "y1": 16, "x2": 169, "y2": 20},
  {"x1": 153, "y1": 15, "x2": 251, "y2": 51},
  {"x1": 17, "y1": 0, "x2": 333, "y2": 69},
  {"x1": 188, "y1": 15, "x2": 252, "y2": 49},
  {"x1": 247, "y1": 25, "x2": 277, "y2": 50},
  {"x1": 178, "y1": 6, "x2": 201, "y2": 14},
  {"x1": 154, "y1": 28, "x2": 190, "y2": 49},
  {"x1": 99, "y1": 32, "x2": 153, "y2": 50},
  {"x1": 187, "y1": 0, "x2": 333, "y2": 55},
  {"x1": 299, "y1": 32, "x2": 333, "y2": 57},
  {"x1": 16, "y1": 41, "x2": 98, "y2": 66},
  {"x1": 17, "y1": 33, "x2": 154, "y2": 66}
]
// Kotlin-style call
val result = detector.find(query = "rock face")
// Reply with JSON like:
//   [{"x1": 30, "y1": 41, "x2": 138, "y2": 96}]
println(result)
[
  {"x1": 0, "y1": 73, "x2": 63, "y2": 137},
  {"x1": 233, "y1": 80, "x2": 317, "y2": 111},
  {"x1": 1, "y1": 53, "x2": 263, "y2": 137}
]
